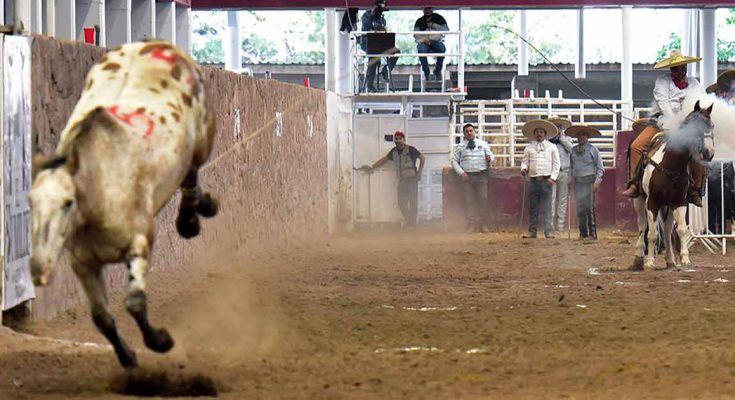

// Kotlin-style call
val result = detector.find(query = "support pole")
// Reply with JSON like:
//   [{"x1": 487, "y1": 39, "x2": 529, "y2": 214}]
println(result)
[
  {"x1": 518, "y1": 9, "x2": 528, "y2": 76},
  {"x1": 621, "y1": 6, "x2": 633, "y2": 128},
  {"x1": 701, "y1": 8, "x2": 717, "y2": 87},
  {"x1": 575, "y1": 8, "x2": 585, "y2": 79},
  {"x1": 223, "y1": 10, "x2": 240, "y2": 72},
  {"x1": 325, "y1": 8, "x2": 337, "y2": 92}
]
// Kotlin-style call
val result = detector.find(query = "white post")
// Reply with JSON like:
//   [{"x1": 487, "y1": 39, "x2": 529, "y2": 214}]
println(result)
[
  {"x1": 337, "y1": 10, "x2": 351, "y2": 94},
  {"x1": 575, "y1": 8, "x2": 585, "y2": 79},
  {"x1": 154, "y1": 0, "x2": 174, "y2": 44},
  {"x1": 518, "y1": 9, "x2": 528, "y2": 76},
  {"x1": 223, "y1": 10, "x2": 240, "y2": 72},
  {"x1": 76, "y1": 0, "x2": 105, "y2": 46},
  {"x1": 13, "y1": 0, "x2": 31, "y2": 33},
  {"x1": 700, "y1": 8, "x2": 717, "y2": 86},
  {"x1": 325, "y1": 8, "x2": 337, "y2": 92},
  {"x1": 458, "y1": 7, "x2": 465, "y2": 91},
  {"x1": 131, "y1": 0, "x2": 154, "y2": 41},
  {"x1": 30, "y1": 0, "x2": 42, "y2": 33},
  {"x1": 43, "y1": 0, "x2": 55, "y2": 36},
  {"x1": 683, "y1": 9, "x2": 700, "y2": 78},
  {"x1": 621, "y1": 6, "x2": 633, "y2": 129},
  {"x1": 106, "y1": 0, "x2": 131, "y2": 49},
  {"x1": 175, "y1": 5, "x2": 190, "y2": 53}
]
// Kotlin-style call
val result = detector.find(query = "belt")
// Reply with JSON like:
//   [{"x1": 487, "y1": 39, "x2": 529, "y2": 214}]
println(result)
[
  {"x1": 530, "y1": 175, "x2": 551, "y2": 181},
  {"x1": 466, "y1": 170, "x2": 487, "y2": 175}
]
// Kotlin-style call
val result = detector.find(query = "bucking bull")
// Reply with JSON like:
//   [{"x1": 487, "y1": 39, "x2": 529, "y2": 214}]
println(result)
[{"x1": 29, "y1": 40, "x2": 218, "y2": 368}]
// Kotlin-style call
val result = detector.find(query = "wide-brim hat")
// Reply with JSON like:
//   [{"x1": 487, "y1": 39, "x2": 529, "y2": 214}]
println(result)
[
  {"x1": 653, "y1": 50, "x2": 701, "y2": 70},
  {"x1": 546, "y1": 115, "x2": 572, "y2": 131},
  {"x1": 521, "y1": 119, "x2": 558, "y2": 139},
  {"x1": 566, "y1": 125, "x2": 602, "y2": 139},
  {"x1": 716, "y1": 69, "x2": 735, "y2": 90}
]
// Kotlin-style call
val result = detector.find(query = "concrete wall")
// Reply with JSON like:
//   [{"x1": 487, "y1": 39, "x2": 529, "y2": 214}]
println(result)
[
  {"x1": 30, "y1": 36, "x2": 328, "y2": 319},
  {"x1": 442, "y1": 131, "x2": 638, "y2": 232}
]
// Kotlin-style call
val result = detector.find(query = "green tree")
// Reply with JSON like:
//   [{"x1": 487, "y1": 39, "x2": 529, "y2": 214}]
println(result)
[{"x1": 464, "y1": 12, "x2": 518, "y2": 64}]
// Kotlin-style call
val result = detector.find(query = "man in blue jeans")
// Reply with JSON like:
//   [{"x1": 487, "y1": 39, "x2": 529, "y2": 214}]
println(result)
[
  {"x1": 413, "y1": 7, "x2": 448, "y2": 82},
  {"x1": 520, "y1": 120, "x2": 560, "y2": 239}
]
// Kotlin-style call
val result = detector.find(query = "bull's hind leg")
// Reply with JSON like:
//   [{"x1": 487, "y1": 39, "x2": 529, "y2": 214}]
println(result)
[
  {"x1": 176, "y1": 167, "x2": 219, "y2": 238},
  {"x1": 125, "y1": 233, "x2": 174, "y2": 353},
  {"x1": 72, "y1": 260, "x2": 137, "y2": 368}
]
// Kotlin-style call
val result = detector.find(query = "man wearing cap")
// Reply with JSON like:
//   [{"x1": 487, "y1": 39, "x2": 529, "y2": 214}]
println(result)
[
  {"x1": 520, "y1": 120, "x2": 560, "y2": 239},
  {"x1": 361, "y1": 131, "x2": 425, "y2": 227},
  {"x1": 451, "y1": 123, "x2": 495, "y2": 233},
  {"x1": 621, "y1": 50, "x2": 706, "y2": 207},
  {"x1": 567, "y1": 125, "x2": 605, "y2": 241},
  {"x1": 547, "y1": 116, "x2": 574, "y2": 233}
]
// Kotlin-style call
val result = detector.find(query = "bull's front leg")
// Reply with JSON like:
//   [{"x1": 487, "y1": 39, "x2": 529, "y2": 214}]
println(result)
[
  {"x1": 176, "y1": 167, "x2": 218, "y2": 239},
  {"x1": 126, "y1": 233, "x2": 174, "y2": 353},
  {"x1": 72, "y1": 260, "x2": 137, "y2": 368},
  {"x1": 673, "y1": 206, "x2": 693, "y2": 268},
  {"x1": 630, "y1": 197, "x2": 647, "y2": 270},
  {"x1": 663, "y1": 212, "x2": 677, "y2": 269}
]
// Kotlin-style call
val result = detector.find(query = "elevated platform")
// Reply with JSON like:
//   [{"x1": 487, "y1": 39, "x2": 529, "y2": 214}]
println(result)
[{"x1": 353, "y1": 91, "x2": 466, "y2": 105}]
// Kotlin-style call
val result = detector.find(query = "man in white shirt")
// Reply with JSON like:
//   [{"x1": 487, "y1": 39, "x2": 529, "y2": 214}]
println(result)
[
  {"x1": 520, "y1": 120, "x2": 560, "y2": 239},
  {"x1": 452, "y1": 123, "x2": 495, "y2": 233}
]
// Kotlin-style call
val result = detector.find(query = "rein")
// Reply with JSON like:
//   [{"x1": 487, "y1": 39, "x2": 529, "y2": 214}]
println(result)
[{"x1": 642, "y1": 148, "x2": 690, "y2": 183}]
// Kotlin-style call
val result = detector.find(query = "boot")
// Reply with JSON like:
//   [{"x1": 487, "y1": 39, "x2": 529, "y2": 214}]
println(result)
[
  {"x1": 621, "y1": 183, "x2": 639, "y2": 198},
  {"x1": 688, "y1": 191, "x2": 703, "y2": 208}
]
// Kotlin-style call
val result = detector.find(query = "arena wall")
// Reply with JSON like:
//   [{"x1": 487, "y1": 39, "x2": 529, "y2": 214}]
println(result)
[{"x1": 30, "y1": 36, "x2": 328, "y2": 319}]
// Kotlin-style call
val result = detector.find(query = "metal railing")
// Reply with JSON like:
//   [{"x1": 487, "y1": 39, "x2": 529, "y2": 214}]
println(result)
[
  {"x1": 349, "y1": 30, "x2": 465, "y2": 95},
  {"x1": 451, "y1": 96, "x2": 626, "y2": 168}
]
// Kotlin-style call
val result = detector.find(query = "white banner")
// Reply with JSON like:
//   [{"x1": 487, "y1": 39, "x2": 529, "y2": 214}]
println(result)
[{"x1": 2, "y1": 35, "x2": 34, "y2": 310}]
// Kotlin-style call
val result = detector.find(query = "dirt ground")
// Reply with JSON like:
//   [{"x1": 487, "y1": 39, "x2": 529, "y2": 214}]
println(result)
[{"x1": 2, "y1": 229, "x2": 735, "y2": 399}]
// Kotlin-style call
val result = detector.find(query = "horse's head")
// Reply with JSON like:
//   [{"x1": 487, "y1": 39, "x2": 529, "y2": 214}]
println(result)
[
  {"x1": 680, "y1": 100, "x2": 715, "y2": 162},
  {"x1": 29, "y1": 156, "x2": 76, "y2": 286}
]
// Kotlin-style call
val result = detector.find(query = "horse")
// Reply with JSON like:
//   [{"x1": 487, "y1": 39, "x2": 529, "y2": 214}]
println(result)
[
  {"x1": 28, "y1": 40, "x2": 218, "y2": 368},
  {"x1": 632, "y1": 100, "x2": 715, "y2": 271}
]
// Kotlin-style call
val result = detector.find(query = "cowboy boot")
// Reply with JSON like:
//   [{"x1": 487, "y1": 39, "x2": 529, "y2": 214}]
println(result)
[{"x1": 688, "y1": 189, "x2": 703, "y2": 207}]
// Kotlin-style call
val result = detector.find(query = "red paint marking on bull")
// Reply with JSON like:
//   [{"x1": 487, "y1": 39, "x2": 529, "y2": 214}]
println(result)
[{"x1": 107, "y1": 105, "x2": 155, "y2": 138}]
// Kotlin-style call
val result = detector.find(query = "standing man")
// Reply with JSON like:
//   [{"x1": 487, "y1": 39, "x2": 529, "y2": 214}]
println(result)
[
  {"x1": 361, "y1": 0, "x2": 399, "y2": 93},
  {"x1": 452, "y1": 123, "x2": 495, "y2": 233},
  {"x1": 413, "y1": 7, "x2": 449, "y2": 82},
  {"x1": 546, "y1": 116, "x2": 573, "y2": 234},
  {"x1": 520, "y1": 120, "x2": 560, "y2": 239},
  {"x1": 567, "y1": 125, "x2": 605, "y2": 241},
  {"x1": 361, "y1": 131, "x2": 425, "y2": 227}
]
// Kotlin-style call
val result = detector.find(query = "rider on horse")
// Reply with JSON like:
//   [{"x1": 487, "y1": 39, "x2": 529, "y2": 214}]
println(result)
[{"x1": 621, "y1": 50, "x2": 707, "y2": 207}]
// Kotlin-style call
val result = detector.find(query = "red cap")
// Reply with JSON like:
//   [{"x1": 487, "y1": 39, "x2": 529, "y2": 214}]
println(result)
[{"x1": 394, "y1": 131, "x2": 405, "y2": 139}]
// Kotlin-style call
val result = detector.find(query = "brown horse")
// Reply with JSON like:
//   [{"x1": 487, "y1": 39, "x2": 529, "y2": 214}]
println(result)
[
  {"x1": 29, "y1": 41, "x2": 218, "y2": 368},
  {"x1": 632, "y1": 100, "x2": 715, "y2": 270}
]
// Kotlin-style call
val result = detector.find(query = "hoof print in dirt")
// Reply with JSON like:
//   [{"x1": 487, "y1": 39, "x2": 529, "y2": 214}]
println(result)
[{"x1": 110, "y1": 369, "x2": 218, "y2": 397}]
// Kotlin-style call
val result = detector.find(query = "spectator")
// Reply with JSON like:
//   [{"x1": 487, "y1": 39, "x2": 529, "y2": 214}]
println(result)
[
  {"x1": 566, "y1": 125, "x2": 605, "y2": 241},
  {"x1": 546, "y1": 116, "x2": 573, "y2": 234},
  {"x1": 451, "y1": 123, "x2": 494, "y2": 233},
  {"x1": 361, "y1": 0, "x2": 399, "y2": 92},
  {"x1": 413, "y1": 7, "x2": 449, "y2": 82},
  {"x1": 520, "y1": 120, "x2": 560, "y2": 239},
  {"x1": 361, "y1": 131, "x2": 425, "y2": 227}
]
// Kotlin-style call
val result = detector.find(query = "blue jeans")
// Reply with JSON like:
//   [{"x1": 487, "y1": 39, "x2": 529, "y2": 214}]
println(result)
[
  {"x1": 529, "y1": 178, "x2": 553, "y2": 237},
  {"x1": 417, "y1": 41, "x2": 446, "y2": 76}
]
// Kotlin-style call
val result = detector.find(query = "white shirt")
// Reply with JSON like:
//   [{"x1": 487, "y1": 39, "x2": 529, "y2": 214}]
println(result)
[
  {"x1": 451, "y1": 138, "x2": 495, "y2": 174},
  {"x1": 521, "y1": 140, "x2": 560, "y2": 180},
  {"x1": 651, "y1": 73, "x2": 704, "y2": 119}
]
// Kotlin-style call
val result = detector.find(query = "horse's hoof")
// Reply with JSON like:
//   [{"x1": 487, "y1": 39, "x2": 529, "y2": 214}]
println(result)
[
  {"x1": 117, "y1": 348, "x2": 138, "y2": 369},
  {"x1": 197, "y1": 193, "x2": 219, "y2": 218},
  {"x1": 666, "y1": 262, "x2": 677, "y2": 270},
  {"x1": 628, "y1": 256, "x2": 644, "y2": 271},
  {"x1": 145, "y1": 328, "x2": 175, "y2": 353},
  {"x1": 176, "y1": 216, "x2": 200, "y2": 239}
]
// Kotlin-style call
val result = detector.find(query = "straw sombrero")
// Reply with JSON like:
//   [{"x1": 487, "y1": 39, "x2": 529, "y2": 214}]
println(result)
[
  {"x1": 653, "y1": 50, "x2": 701, "y2": 70},
  {"x1": 565, "y1": 125, "x2": 602, "y2": 139},
  {"x1": 546, "y1": 115, "x2": 572, "y2": 131},
  {"x1": 716, "y1": 69, "x2": 735, "y2": 90},
  {"x1": 521, "y1": 119, "x2": 558, "y2": 138}
]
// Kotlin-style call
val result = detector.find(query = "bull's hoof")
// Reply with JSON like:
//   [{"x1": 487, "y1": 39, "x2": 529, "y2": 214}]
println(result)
[
  {"x1": 665, "y1": 262, "x2": 677, "y2": 270},
  {"x1": 628, "y1": 256, "x2": 644, "y2": 271},
  {"x1": 145, "y1": 328, "x2": 175, "y2": 353},
  {"x1": 197, "y1": 193, "x2": 219, "y2": 218},
  {"x1": 176, "y1": 215, "x2": 200, "y2": 239}
]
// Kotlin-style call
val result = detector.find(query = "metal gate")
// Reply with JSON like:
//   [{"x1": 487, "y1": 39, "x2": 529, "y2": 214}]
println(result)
[{"x1": 2, "y1": 35, "x2": 34, "y2": 311}]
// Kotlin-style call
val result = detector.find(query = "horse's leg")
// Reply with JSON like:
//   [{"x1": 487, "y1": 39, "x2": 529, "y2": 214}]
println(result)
[
  {"x1": 631, "y1": 197, "x2": 646, "y2": 270},
  {"x1": 72, "y1": 260, "x2": 137, "y2": 368},
  {"x1": 663, "y1": 210, "x2": 676, "y2": 269},
  {"x1": 673, "y1": 206, "x2": 693, "y2": 268},
  {"x1": 644, "y1": 202, "x2": 660, "y2": 270},
  {"x1": 125, "y1": 233, "x2": 174, "y2": 353}
]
